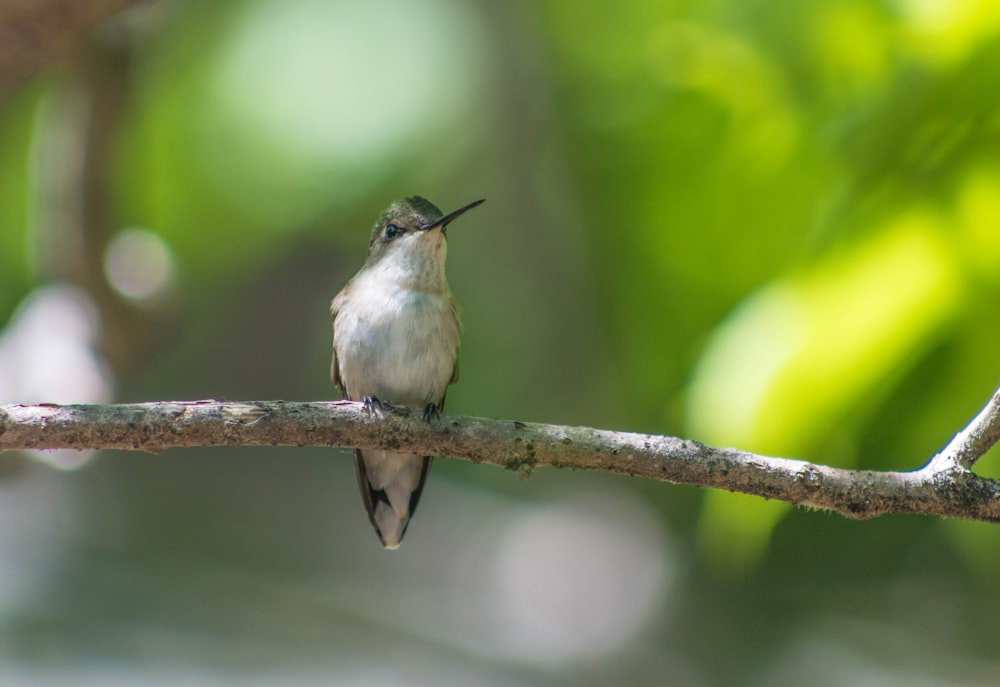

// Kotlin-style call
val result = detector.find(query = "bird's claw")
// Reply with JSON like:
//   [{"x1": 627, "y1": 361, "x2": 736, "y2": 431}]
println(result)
[
  {"x1": 422, "y1": 403, "x2": 441, "y2": 423},
  {"x1": 362, "y1": 396, "x2": 385, "y2": 417}
]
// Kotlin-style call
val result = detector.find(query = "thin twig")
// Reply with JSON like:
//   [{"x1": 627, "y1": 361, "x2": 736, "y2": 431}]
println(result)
[{"x1": 924, "y1": 388, "x2": 1000, "y2": 472}]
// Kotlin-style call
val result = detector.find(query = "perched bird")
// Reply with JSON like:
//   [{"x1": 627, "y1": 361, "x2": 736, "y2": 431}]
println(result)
[{"x1": 330, "y1": 196, "x2": 484, "y2": 548}]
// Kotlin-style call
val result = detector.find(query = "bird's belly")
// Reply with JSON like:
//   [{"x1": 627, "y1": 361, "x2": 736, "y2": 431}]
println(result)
[{"x1": 336, "y1": 290, "x2": 457, "y2": 408}]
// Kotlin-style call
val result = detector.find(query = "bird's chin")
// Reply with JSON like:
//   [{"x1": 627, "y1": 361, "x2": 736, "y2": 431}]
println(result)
[{"x1": 419, "y1": 229, "x2": 447, "y2": 252}]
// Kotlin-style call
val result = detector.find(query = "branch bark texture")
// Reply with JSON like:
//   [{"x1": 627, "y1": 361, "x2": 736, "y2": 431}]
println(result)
[{"x1": 3, "y1": 395, "x2": 1000, "y2": 524}]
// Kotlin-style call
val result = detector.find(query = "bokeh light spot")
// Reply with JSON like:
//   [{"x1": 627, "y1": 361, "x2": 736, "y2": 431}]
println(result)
[
  {"x1": 103, "y1": 228, "x2": 175, "y2": 302},
  {"x1": 188, "y1": 0, "x2": 486, "y2": 227},
  {"x1": 489, "y1": 494, "x2": 670, "y2": 664}
]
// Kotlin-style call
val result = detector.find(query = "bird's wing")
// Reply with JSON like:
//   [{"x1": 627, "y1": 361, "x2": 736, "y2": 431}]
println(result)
[
  {"x1": 330, "y1": 298, "x2": 343, "y2": 392},
  {"x1": 448, "y1": 297, "x2": 461, "y2": 389},
  {"x1": 330, "y1": 347, "x2": 342, "y2": 391}
]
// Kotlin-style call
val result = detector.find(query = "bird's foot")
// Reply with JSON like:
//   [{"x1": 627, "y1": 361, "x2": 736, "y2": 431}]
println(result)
[
  {"x1": 362, "y1": 396, "x2": 386, "y2": 417},
  {"x1": 422, "y1": 403, "x2": 441, "y2": 423}
]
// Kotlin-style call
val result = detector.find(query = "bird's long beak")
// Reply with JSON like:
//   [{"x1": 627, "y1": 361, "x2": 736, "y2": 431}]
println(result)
[{"x1": 419, "y1": 198, "x2": 485, "y2": 232}]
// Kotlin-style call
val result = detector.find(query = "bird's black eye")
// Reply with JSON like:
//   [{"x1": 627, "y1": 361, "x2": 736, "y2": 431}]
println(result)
[{"x1": 384, "y1": 224, "x2": 401, "y2": 240}]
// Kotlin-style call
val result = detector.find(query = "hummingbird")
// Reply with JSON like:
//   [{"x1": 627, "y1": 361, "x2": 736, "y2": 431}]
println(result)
[{"x1": 330, "y1": 196, "x2": 485, "y2": 549}]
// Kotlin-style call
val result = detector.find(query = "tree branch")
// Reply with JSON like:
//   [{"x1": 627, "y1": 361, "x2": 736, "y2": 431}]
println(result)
[{"x1": 2, "y1": 392, "x2": 1000, "y2": 524}]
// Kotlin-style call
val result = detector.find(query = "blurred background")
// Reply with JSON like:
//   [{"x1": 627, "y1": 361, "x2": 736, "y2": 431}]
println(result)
[{"x1": 2, "y1": 0, "x2": 1000, "y2": 684}]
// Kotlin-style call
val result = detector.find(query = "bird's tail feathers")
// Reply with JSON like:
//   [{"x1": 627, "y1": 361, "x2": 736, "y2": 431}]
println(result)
[{"x1": 354, "y1": 449, "x2": 433, "y2": 549}]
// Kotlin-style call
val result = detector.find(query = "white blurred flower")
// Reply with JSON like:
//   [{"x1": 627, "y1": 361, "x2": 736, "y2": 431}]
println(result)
[{"x1": 0, "y1": 284, "x2": 113, "y2": 469}]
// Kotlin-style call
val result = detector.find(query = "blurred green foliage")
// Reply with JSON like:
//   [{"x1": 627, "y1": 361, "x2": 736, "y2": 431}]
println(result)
[
  {"x1": 0, "y1": 86, "x2": 36, "y2": 321},
  {"x1": 2, "y1": 0, "x2": 1000, "y2": 684}
]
